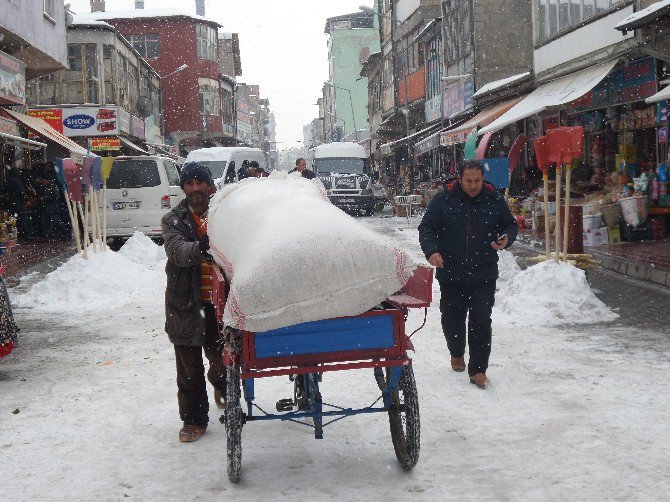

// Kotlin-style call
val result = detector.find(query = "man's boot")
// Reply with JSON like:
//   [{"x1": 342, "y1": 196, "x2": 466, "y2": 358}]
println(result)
[
  {"x1": 450, "y1": 356, "x2": 466, "y2": 372},
  {"x1": 469, "y1": 373, "x2": 489, "y2": 389}
]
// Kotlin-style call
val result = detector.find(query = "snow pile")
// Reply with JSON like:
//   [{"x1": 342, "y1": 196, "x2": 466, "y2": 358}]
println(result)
[
  {"x1": 494, "y1": 260, "x2": 618, "y2": 326},
  {"x1": 15, "y1": 232, "x2": 166, "y2": 314},
  {"x1": 208, "y1": 170, "x2": 416, "y2": 332},
  {"x1": 496, "y1": 249, "x2": 521, "y2": 287}
]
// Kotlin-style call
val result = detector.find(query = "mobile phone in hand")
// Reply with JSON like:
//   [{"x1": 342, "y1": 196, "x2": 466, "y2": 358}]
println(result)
[{"x1": 496, "y1": 233, "x2": 508, "y2": 243}]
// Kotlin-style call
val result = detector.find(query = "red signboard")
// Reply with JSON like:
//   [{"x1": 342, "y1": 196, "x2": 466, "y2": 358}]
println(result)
[
  {"x1": 28, "y1": 109, "x2": 64, "y2": 134},
  {"x1": 89, "y1": 137, "x2": 121, "y2": 151}
]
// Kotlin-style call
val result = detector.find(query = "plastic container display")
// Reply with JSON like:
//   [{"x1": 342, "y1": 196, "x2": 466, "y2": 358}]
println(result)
[{"x1": 620, "y1": 196, "x2": 648, "y2": 228}]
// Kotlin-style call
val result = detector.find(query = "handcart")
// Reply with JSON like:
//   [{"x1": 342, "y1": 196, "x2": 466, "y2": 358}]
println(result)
[{"x1": 212, "y1": 265, "x2": 433, "y2": 483}]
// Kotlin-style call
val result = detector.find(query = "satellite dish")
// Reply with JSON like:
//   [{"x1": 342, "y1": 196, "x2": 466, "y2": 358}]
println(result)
[{"x1": 137, "y1": 96, "x2": 153, "y2": 118}]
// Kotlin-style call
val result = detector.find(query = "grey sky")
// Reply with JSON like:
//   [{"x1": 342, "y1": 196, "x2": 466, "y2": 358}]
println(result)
[{"x1": 67, "y1": 0, "x2": 375, "y2": 149}]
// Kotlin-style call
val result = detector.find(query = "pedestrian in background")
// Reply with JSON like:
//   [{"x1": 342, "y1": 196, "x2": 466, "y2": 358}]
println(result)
[
  {"x1": 289, "y1": 157, "x2": 315, "y2": 180},
  {"x1": 161, "y1": 162, "x2": 226, "y2": 442},
  {"x1": 418, "y1": 160, "x2": 518, "y2": 389}
]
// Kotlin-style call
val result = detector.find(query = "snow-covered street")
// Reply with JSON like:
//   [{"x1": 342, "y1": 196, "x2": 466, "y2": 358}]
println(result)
[{"x1": 2, "y1": 217, "x2": 669, "y2": 501}]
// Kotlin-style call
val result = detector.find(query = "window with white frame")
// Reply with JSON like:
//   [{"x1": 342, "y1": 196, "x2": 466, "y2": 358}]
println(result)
[
  {"x1": 536, "y1": 0, "x2": 629, "y2": 43},
  {"x1": 196, "y1": 24, "x2": 218, "y2": 61},
  {"x1": 199, "y1": 78, "x2": 220, "y2": 116}
]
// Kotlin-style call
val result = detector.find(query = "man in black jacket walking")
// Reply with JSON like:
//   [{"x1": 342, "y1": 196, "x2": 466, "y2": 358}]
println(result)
[
  {"x1": 162, "y1": 162, "x2": 226, "y2": 442},
  {"x1": 418, "y1": 160, "x2": 517, "y2": 389}
]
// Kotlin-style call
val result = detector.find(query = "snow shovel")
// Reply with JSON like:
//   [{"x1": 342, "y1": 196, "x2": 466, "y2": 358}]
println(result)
[
  {"x1": 533, "y1": 136, "x2": 552, "y2": 260},
  {"x1": 547, "y1": 129, "x2": 572, "y2": 262},
  {"x1": 82, "y1": 157, "x2": 96, "y2": 253},
  {"x1": 63, "y1": 158, "x2": 86, "y2": 258},
  {"x1": 91, "y1": 157, "x2": 104, "y2": 251},
  {"x1": 100, "y1": 157, "x2": 114, "y2": 250}
]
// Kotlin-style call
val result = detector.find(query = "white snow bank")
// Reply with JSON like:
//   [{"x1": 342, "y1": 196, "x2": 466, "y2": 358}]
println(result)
[
  {"x1": 15, "y1": 232, "x2": 166, "y2": 314},
  {"x1": 494, "y1": 260, "x2": 618, "y2": 326},
  {"x1": 496, "y1": 249, "x2": 521, "y2": 287}
]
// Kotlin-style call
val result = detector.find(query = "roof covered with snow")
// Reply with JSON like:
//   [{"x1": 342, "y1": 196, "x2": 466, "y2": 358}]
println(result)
[
  {"x1": 70, "y1": 16, "x2": 116, "y2": 30},
  {"x1": 185, "y1": 147, "x2": 262, "y2": 162},
  {"x1": 615, "y1": 0, "x2": 670, "y2": 31},
  {"x1": 313, "y1": 142, "x2": 366, "y2": 159},
  {"x1": 77, "y1": 8, "x2": 221, "y2": 28},
  {"x1": 473, "y1": 72, "x2": 532, "y2": 98}
]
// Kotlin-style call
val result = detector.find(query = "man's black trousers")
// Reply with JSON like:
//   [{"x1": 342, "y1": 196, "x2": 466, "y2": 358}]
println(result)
[
  {"x1": 173, "y1": 304, "x2": 226, "y2": 427},
  {"x1": 438, "y1": 280, "x2": 496, "y2": 376}
]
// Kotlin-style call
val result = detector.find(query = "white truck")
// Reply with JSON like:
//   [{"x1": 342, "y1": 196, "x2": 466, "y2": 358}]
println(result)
[{"x1": 310, "y1": 142, "x2": 375, "y2": 216}]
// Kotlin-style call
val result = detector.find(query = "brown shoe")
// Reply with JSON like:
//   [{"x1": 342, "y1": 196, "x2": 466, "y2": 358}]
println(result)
[
  {"x1": 179, "y1": 424, "x2": 206, "y2": 443},
  {"x1": 214, "y1": 388, "x2": 227, "y2": 410},
  {"x1": 450, "y1": 356, "x2": 466, "y2": 372},
  {"x1": 469, "y1": 373, "x2": 489, "y2": 389}
]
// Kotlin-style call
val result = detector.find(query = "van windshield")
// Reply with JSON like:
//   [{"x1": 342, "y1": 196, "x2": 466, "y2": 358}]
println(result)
[
  {"x1": 107, "y1": 159, "x2": 161, "y2": 189},
  {"x1": 315, "y1": 158, "x2": 367, "y2": 175},
  {"x1": 197, "y1": 161, "x2": 227, "y2": 179}
]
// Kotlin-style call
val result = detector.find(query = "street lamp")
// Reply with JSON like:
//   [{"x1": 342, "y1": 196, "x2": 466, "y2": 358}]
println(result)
[
  {"x1": 324, "y1": 81, "x2": 358, "y2": 142},
  {"x1": 159, "y1": 64, "x2": 189, "y2": 144}
]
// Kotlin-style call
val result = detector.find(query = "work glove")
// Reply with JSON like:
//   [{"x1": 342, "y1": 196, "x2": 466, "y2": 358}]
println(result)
[{"x1": 199, "y1": 234, "x2": 210, "y2": 256}]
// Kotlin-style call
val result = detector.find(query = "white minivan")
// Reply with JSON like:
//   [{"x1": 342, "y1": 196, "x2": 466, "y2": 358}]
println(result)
[
  {"x1": 104, "y1": 155, "x2": 181, "y2": 240},
  {"x1": 184, "y1": 147, "x2": 267, "y2": 186}
]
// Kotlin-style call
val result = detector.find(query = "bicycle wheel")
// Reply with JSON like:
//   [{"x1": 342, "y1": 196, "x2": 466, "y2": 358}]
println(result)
[
  {"x1": 387, "y1": 366, "x2": 420, "y2": 470},
  {"x1": 225, "y1": 364, "x2": 242, "y2": 483}
]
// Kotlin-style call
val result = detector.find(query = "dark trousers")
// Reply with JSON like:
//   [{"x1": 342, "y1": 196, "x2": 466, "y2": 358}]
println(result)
[
  {"x1": 439, "y1": 280, "x2": 496, "y2": 376},
  {"x1": 173, "y1": 304, "x2": 226, "y2": 427}
]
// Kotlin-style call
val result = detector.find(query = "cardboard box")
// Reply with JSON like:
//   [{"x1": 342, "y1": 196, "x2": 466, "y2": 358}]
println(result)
[
  {"x1": 583, "y1": 226, "x2": 609, "y2": 247},
  {"x1": 608, "y1": 225, "x2": 621, "y2": 244}
]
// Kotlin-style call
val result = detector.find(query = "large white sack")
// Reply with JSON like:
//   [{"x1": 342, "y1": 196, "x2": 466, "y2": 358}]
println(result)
[{"x1": 207, "y1": 171, "x2": 416, "y2": 332}]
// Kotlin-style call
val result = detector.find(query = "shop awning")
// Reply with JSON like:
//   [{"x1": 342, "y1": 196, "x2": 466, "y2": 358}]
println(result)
[
  {"x1": 379, "y1": 122, "x2": 442, "y2": 154},
  {"x1": 4, "y1": 109, "x2": 89, "y2": 159},
  {"x1": 479, "y1": 59, "x2": 619, "y2": 135},
  {"x1": 120, "y1": 136, "x2": 150, "y2": 155},
  {"x1": 414, "y1": 130, "x2": 441, "y2": 156},
  {"x1": 645, "y1": 85, "x2": 670, "y2": 104},
  {"x1": 0, "y1": 131, "x2": 47, "y2": 150},
  {"x1": 615, "y1": 0, "x2": 670, "y2": 34},
  {"x1": 441, "y1": 96, "x2": 524, "y2": 146}
]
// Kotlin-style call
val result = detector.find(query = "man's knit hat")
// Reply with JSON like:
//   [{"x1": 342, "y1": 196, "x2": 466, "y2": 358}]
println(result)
[{"x1": 179, "y1": 162, "x2": 213, "y2": 188}]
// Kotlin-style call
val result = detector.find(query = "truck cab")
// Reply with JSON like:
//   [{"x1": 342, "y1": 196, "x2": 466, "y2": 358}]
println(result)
[{"x1": 311, "y1": 142, "x2": 375, "y2": 216}]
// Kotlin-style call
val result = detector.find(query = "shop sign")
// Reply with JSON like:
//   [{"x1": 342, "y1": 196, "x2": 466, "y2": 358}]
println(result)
[
  {"x1": 89, "y1": 137, "x2": 121, "y2": 151},
  {"x1": 131, "y1": 115, "x2": 145, "y2": 140},
  {"x1": 28, "y1": 109, "x2": 64, "y2": 134},
  {"x1": 425, "y1": 94, "x2": 442, "y2": 123},
  {"x1": 0, "y1": 50, "x2": 26, "y2": 105},
  {"x1": 414, "y1": 133, "x2": 440, "y2": 156},
  {"x1": 441, "y1": 127, "x2": 476, "y2": 147},
  {"x1": 0, "y1": 116, "x2": 20, "y2": 137},
  {"x1": 442, "y1": 78, "x2": 473, "y2": 119},
  {"x1": 117, "y1": 107, "x2": 131, "y2": 135},
  {"x1": 569, "y1": 57, "x2": 658, "y2": 111},
  {"x1": 60, "y1": 107, "x2": 118, "y2": 137},
  {"x1": 657, "y1": 100, "x2": 669, "y2": 124}
]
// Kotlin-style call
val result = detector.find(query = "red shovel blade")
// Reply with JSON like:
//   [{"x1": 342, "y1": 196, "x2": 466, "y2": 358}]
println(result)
[
  {"x1": 533, "y1": 136, "x2": 551, "y2": 174},
  {"x1": 568, "y1": 125, "x2": 584, "y2": 160},
  {"x1": 63, "y1": 158, "x2": 83, "y2": 202},
  {"x1": 547, "y1": 128, "x2": 573, "y2": 165}
]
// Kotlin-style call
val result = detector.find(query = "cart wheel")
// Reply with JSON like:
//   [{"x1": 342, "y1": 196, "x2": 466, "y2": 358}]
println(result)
[
  {"x1": 388, "y1": 366, "x2": 420, "y2": 470},
  {"x1": 373, "y1": 367, "x2": 385, "y2": 392},
  {"x1": 226, "y1": 364, "x2": 242, "y2": 483}
]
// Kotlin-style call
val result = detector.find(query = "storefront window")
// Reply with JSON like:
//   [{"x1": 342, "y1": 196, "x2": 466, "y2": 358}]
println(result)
[{"x1": 196, "y1": 24, "x2": 217, "y2": 61}]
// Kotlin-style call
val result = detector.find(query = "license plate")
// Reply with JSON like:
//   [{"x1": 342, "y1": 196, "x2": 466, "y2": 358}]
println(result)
[
  {"x1": 339, "y1": 198, "x2": 356, "y2": 203},
  {"x1": 112, "y1": 201, "x2": 140, "y2": 210}
]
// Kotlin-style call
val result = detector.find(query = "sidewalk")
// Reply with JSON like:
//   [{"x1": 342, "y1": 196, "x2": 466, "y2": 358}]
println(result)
[
  {"x1": 0, "y1": 238, "x2": 76, "y2": 282},
  {"x1": 516, "y1": 230, "x2": 670, "y2": 288}
]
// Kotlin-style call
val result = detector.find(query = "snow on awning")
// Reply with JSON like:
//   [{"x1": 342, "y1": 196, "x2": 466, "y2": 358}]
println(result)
[
  {"x1": 645, "y1": 85, "x2": 670, "y2": 104},
  {"x1": 379, "y1": 122, "x2": 442, "y2": 152},
  {"x1": 615, "y1": 0, "x2": 670, "y2": 33},
  {"x1": 441, "y1": 96, "x2": 524, "y2": 146},
  {"x1": 120, "y1": 136, "x2": 150, "y2": 155},
  {"x1": 479, "y1": 59, "x2": 619, "y2": 136},
  {"x1": 472, "y1": 72, "x2": 531, "y2": 99},
  {"x1": 0, "y1": 131, "x2": 47, "y2": 150},
  {"x1": 4, "y1": 109, "x2": 89, "y2": 160}
]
